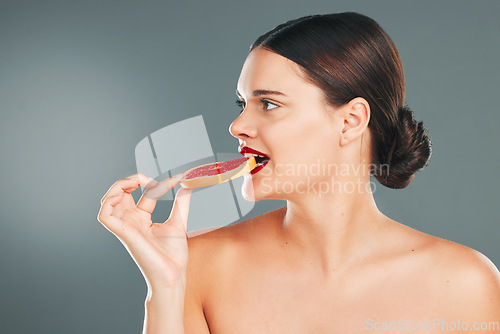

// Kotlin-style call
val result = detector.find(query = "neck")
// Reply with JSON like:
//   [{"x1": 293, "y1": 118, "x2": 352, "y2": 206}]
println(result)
[{"x1": 277, "y1": 180, "x2": 388, "y2": 277}]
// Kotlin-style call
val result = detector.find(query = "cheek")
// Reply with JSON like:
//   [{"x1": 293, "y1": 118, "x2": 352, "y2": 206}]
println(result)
[
  {"x1": 291, "y1": 114, "x2": 337, "y2": 160},
  {"x1": 268, "y1": 119, "x2": 339, "y2": 177}
]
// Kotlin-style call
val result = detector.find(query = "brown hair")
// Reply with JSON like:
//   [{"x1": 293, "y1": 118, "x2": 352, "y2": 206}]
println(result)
[{"x1": 250, "y1": 12, "x2": 432, "y2": 189}]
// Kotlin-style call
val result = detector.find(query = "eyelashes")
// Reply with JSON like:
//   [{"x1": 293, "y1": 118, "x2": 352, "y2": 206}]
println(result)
[
  {"x1": 235, "y1": 99, "x2": 278, "y2": 114},
  {"x1": 235, "y1": 99, "x2": 245, "y2": 113}
]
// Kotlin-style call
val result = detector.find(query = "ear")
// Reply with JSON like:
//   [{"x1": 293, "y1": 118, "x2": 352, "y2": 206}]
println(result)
[{"x1": 339, "y1": 97, "x2": 370, "y2": 146}]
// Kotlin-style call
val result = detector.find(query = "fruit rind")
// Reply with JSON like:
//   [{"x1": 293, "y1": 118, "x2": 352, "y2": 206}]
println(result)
[{"x1": 179, "y1": 157, "x2": 256, "y2": 189}]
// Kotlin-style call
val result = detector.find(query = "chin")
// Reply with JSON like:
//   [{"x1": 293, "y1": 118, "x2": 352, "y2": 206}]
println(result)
[
  {"x1": 240, "y1": 173, "x2": 275, "y2": 202},
  {"x1": 240, "y1": 174, "x2": 255, "y2": 201}
]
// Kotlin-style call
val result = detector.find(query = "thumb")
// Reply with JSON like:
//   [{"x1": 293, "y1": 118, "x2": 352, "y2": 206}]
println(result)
[{"x1": 166, "y1": 187, "x2": 193, "y2": 233}]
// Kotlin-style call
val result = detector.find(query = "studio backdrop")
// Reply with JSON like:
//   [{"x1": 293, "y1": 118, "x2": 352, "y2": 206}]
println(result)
[{"x1": 0, "y1": 0, "x2": 498, "y2": 333}]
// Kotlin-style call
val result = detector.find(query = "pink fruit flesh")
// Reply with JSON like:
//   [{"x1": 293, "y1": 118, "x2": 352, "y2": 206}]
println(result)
[{"x1": 183, "y1": 157, "x2": 250, "y2": 179}]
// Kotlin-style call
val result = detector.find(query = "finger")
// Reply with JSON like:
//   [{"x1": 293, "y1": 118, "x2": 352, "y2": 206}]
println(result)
[
  {"x1": 100, "y1": 175, "x2": 157, "y2": 205},
  {"x1": 97, "y1": 193, "x2": 124, "y2": 233},
  {"x1": 136, "y1": 174, "x2": 184, "y2": 215},
  {"x1": 164, "y1": 187, "x2": 193, "y2": 234},
  {"x1": 100, "y1": 179, "x2": 138, "y2": 205}
]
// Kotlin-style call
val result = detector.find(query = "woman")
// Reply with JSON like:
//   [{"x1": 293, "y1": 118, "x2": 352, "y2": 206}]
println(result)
[{"x1": 98, "y1": 12, "x2": 500, "y2": 333}]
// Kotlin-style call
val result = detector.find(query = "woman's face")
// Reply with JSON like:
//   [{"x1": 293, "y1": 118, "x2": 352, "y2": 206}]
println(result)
[{"x1": 229, "y1": 47, "x2": 344, "y2": 201}]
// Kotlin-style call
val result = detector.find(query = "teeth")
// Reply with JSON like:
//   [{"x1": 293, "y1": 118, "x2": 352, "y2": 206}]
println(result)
[{"x1": 244, "y1": 153, "x2": 269, "y2": 159}]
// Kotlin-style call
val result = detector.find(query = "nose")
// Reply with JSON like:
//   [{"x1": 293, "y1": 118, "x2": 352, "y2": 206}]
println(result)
[{"x1": 228, "y1": 112, "x2": 257, "y2": 140}]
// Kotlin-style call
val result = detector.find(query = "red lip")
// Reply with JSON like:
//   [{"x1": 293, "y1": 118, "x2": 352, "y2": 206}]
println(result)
[
  {"x1": 238, "y1": 146, "x2": 270, "y2": 175},
  {"x1": 238, "y1": 146, "x2": 270, "y2": 158}
]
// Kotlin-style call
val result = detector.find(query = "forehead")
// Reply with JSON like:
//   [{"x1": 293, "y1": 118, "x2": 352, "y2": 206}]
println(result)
[{"x1": 237, "y1": 47, "x2": 311, "y2": 96}]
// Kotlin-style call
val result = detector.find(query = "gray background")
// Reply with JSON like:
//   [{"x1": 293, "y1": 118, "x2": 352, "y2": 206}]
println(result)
[{"x1": 0, "y1": 0, "x2": 498, "y2": 332}]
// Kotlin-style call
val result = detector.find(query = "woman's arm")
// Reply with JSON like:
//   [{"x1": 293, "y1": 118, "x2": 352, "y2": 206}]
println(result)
[
  {"x1": 182, "y1": 235, "x2": 211, "y2": 334},
  {"x1": 97, "y1": 174, "x2": 194, "y2": 333},
  {"x1": 143, "y1": 277, "x2": 187, "y2": 334},
  {"x1": 142, "y1": 234, "x2": 211, "y2": 334}
]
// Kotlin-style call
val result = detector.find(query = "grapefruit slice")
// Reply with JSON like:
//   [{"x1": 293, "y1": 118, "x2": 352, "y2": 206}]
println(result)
[{"x1": 179, "y1": 156, "x2": 256, "y2": 188}]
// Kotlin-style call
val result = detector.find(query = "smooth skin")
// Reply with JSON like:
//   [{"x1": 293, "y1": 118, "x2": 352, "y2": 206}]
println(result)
[{"x1": 99, "y1": 47, "x2": 500, "y2": 333}]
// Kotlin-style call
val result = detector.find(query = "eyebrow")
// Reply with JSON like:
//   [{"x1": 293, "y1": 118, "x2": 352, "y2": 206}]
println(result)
[{"x1": 236, "y1": 89, "x2": 287, "y2": 98}]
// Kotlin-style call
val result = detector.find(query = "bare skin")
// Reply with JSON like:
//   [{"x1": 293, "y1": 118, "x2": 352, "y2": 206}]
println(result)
[{"x1": 185, "y1": 207, "x2": 500, "y2": 333}]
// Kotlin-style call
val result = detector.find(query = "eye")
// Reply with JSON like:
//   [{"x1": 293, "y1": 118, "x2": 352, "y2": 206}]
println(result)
[
  {"x1": 235, "y1": 98, "x2": 279, "y2": 114},
  {"x1": 235, "y1": 99, "x2": 245, "y2": 114},
  {"x1": 260, "y1": 99, "x2": 279, "y2": 111}
]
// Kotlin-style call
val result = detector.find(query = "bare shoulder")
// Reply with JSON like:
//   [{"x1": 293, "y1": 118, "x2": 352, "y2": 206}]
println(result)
[
  {"x1": 185, "y1": 206, "x2": 284, "y2": 280},
  {"x1": 437, "y1": 239, "x2": 500, "y2": 320},
  {"x1": 421, "y1": 233, "x2": 500, "y2": 286},
  {"x1": 183, "y1": 209, "x2": 280, "y2": 333},
  {"x1": 385, "y1": 220, "x2": 499, "y2": 280},
  {"x1": 378, "y1": 219, "x2": 500, "y2": 324},
  {"x1": 431, "y1": 236, "x2": 500, "y2": 294},
  {"x1": 395, "y1": 223, "x2": 500, "y2": 317}
]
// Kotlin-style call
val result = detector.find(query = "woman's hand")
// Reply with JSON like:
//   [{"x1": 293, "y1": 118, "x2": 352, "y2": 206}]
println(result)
[{"x1": 97, "y1": 173, "x2": 193, "y2": 289}]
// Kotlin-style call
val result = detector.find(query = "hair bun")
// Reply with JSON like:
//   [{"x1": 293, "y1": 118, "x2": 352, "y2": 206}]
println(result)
[{"x1": 374, "y1": 106, "x2": 432, "y2": 189}]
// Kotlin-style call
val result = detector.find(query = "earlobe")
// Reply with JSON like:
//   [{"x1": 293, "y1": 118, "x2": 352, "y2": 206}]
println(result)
[{"x1": 339, "y1": 98, "x2": 371, "y2": 146}]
